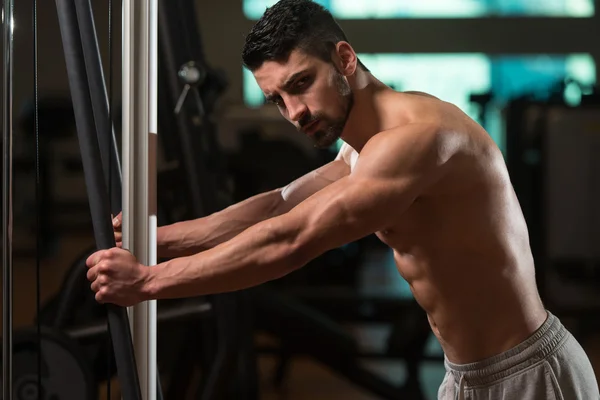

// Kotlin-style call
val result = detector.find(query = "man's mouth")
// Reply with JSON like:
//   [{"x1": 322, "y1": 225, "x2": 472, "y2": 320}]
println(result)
[{"x1": 303, "y1": 120, "x2": 319, "y2": 135}]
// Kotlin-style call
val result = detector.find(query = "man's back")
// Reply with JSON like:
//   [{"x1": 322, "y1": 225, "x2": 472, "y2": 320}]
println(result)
[{"x1": 349, "y1": 91, "x2": 547, "y2": 364}]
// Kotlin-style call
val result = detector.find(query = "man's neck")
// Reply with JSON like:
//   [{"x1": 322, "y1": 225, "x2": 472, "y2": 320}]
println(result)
[{"x1": 340, "y1": 71, "x2": 389, "y2": 152}]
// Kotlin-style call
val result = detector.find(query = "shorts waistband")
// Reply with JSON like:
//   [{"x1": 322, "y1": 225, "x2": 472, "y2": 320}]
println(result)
[{"x1": 444, "y1": 311, "x2": 568, "y2": 386}]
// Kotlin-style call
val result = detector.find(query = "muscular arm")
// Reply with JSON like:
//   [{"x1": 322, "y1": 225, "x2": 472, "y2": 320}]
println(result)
[
  {"x1": 145, "y1": 125, "x2": 450, "y2": 299},
  {"x1": 157, "y1": 151, "x2": 351, "y2": 258}
]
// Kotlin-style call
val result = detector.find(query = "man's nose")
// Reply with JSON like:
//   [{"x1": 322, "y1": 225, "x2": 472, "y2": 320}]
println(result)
[{"x1": 287, "y1": 98, "x2": 308, "y2": 122}]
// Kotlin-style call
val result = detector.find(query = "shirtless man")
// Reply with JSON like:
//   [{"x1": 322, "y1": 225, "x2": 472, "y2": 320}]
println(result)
[{"x1": 86, "y1": 0, "x2": 599, "y2": 398}]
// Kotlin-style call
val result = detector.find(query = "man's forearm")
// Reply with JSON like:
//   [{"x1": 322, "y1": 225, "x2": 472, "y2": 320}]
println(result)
[
  {"x1": 147, "y1": 216, "x2": 304, "y2": 299},
  {"x1": 157, "y1": 189, "x2": 285, "y2": 258}
]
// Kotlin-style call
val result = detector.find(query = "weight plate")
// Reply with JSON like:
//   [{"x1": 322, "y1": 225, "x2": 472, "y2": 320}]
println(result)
[{"x1": 0, "y1": 327, "x2": 97, "y2": 400}]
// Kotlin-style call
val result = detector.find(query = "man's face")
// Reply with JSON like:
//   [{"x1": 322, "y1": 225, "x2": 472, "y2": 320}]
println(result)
[{"x1": 252, "y1": 49, "x2": 354, "y2": 148}]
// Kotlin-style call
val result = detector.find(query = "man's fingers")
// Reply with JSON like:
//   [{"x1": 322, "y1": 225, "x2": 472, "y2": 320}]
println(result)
[
  {"x1": 86, "y1": 249, "x2": 112, "y2": 269},
  {"x1": 112, "y1": 212, "x2": 122, "y2": 228},
  {"x1": 86, "y1": 251, "x2": 101, "y2": 268},
  {"x1": 95, "y1": 289, "x2": 107, "y2": 304},
  {"x1": 87, "y1": 266, "x2": 97, "y2": 282},
  {"x1": 90, "y1": 278, "x2": 100, "y2": 292}
]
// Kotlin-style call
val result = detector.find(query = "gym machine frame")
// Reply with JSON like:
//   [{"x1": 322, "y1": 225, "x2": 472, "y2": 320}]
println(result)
[
  {"x1": 54, "y1": 0, "x2": 156, "y2": 398},
  {"x1": 2, "y1": 0, "x2": 245, "y2": 396},
  {"x1": 55, "y1": 0, "x2": 242, "y2": 398}
]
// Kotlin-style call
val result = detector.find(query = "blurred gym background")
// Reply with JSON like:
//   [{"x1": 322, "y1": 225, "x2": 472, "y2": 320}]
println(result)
[{"x1": 1, "y1": 0, "x2": 599, "y2": 399}]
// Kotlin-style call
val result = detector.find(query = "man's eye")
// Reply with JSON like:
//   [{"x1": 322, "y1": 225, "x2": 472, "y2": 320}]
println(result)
[
  {"x1": 265, "y1": 96, "x2": 284, "y2": 107},
  {"x1": 296, "y1": 77, "x2": 308, "y2": 88}
]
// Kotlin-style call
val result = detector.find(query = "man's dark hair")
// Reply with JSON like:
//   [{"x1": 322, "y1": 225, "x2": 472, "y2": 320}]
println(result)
[{"x1": 242, "y1": 0, "x2": 367, "y2": 72}]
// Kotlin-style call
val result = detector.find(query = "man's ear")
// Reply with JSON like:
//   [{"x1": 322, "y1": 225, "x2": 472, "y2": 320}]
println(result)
[{"x1": 334, "y1": 41, "x2": 358, "y2": 76}]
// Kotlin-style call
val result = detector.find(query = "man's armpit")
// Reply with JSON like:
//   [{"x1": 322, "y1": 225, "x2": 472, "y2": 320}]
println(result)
[{"x1": 335, "y1": 141, "x2": 358, "y2": 168}]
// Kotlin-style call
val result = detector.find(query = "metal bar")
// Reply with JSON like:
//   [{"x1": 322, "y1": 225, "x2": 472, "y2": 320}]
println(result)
[
  {"x1": 149, "y1": 3, "x2": 159, "y2": 397},
  {"x1": 2, "y1": 0, "x2": 14, "y2": 398},
  {"x1": 74, "y1": 0, "x2": 122, "y2": 213},
  {"x1": 123, "y1": 0, "x2": 157, "y2": 398},
  {"x1": 54, "y1": 1, "x2": 142, "y2": 399}
]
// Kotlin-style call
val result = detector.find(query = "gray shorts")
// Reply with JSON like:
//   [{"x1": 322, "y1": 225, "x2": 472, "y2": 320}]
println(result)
[{"x1": 438, "y1": 311, "x2": 599, "y2": 400}]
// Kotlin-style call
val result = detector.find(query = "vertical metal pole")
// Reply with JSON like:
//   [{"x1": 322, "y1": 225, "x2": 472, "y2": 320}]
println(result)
[
  {"x1": 123, "y1": 0, "x2": 157, "y2": 398},
  {"x1": 148, "y1": 1, "x2": 158, "y2": 397},
  {"x1": 2, "y1": 1, "x2": 14, "y2": 398}
]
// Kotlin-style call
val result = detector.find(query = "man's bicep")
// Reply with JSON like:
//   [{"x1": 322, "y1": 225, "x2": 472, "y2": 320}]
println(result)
[{"x1": 279, "y1": 159, "x2": 350, "y2": 212}]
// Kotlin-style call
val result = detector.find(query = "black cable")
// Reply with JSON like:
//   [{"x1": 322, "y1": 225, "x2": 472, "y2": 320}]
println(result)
[
  {"x1": 33, "y1": 0, "x2": 42, "y2": 396},
  {"x1": 177, "y1": 0, "x2": 194, "y2": 59}
]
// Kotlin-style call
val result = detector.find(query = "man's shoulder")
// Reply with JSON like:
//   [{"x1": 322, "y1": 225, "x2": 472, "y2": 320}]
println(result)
[
  {"x1": 403, "y1": 91, "x2": 441, "y2": 100},
  {"x1": 352, "y1": 123, "x2": 450, "y2": 182},
  {"x1": 365, "y1": 122, "x2": 447, "y2": 160},
  {"x1": 360, "y1": 123, "x2": 484, "y2": 192}
]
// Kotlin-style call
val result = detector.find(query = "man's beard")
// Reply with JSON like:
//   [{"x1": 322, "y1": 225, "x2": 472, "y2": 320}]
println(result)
[{"x1": 300, "y1": 71, "x2": 354, "y2": 149}]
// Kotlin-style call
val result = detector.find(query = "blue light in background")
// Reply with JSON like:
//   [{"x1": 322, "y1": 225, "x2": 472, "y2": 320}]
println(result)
[{"x1": 244, "y1": 0, "x2": 594, "y2": 19}]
